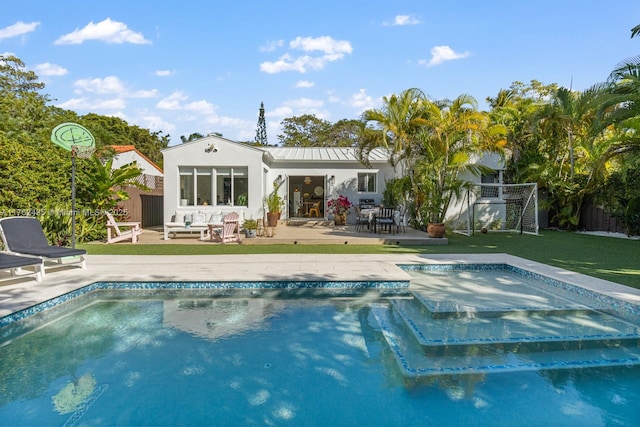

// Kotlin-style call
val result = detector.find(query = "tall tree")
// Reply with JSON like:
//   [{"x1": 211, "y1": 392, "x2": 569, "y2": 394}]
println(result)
[
  {"x1": 254, "y1": 102, "x2": 268, "y2": 145},
  {"x1": 278, "y1": 114, "x2": 331, "y2": 146}
]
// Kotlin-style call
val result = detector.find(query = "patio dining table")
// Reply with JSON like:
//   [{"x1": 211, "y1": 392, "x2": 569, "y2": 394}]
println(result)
[{"x1": 361, "y1": 207, "x2": 400, "y2": 234}]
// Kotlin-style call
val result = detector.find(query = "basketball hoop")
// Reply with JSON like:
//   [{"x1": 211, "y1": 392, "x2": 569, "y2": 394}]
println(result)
[
  {"x1": 72, "y1": 145, "x2": 95, "y2": 159},
  {"x1": 50, "y1": 123, "x2": 96, "y2": 249}
]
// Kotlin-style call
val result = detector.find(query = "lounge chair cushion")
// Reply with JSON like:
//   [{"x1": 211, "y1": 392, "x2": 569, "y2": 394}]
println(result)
[
  {"x1": 0, "y1": 217, "x2": 87, "y2": 257},
  {"x1": 0, "y1": 252, "x2": 41, "y2": 269}
]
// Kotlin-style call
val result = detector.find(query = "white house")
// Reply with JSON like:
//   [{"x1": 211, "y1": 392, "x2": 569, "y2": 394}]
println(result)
[
  {"x1": 161, "y1": 135, "x2": 507, "y2": 226},
  {"x1": 110, "y1": 145, "x2": 164, "y2": 178}
]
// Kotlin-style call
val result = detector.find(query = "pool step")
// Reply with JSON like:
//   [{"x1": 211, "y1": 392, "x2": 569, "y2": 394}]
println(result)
[
  {"x1": 391, "y1": 298, "x2": 640, "y2": 356},
  {"x1": 371, "y1": 304, "x2": 640, "y2": 378},
  {"x1": 411, "y1": 290, "x2": 599, "y2": 319}
]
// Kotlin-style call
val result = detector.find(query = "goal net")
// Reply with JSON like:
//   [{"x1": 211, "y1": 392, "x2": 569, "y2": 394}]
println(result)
[{"x1": 451, "y1": 183, "x2": 539, "y2": 236}]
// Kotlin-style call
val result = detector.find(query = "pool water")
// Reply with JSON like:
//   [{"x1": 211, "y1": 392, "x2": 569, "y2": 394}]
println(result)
[{"x1": 2, "y1": 275, "x2": 640, "y2": 425}]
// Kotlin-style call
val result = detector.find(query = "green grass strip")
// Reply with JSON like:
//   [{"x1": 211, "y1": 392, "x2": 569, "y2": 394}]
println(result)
[{"x1": 79, "y1": 230, "x2": 640, "y2": 288}]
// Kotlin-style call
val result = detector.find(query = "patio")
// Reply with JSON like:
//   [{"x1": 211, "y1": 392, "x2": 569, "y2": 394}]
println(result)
[{"x1": 139, "y1": 221, "x2": 448, "y2": 246}]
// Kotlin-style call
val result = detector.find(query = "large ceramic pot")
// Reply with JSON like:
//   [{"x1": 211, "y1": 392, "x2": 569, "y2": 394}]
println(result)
[
  {"x1": 427, "y1": 222, "x2": 446, "y2": 238},
  {"x1": 267, "y1": 212, "x2": 279, "y2": 227},
  {"x1": 334, "y1": 214, "x2": 346, "y2": 225}
]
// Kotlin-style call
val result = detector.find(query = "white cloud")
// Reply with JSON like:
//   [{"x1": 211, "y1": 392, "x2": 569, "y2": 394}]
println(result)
[
  {"x1": 156, "y1": 91, "x2": 188, "y2": 110},
  {"x1": 184, "y1": 100, "x2": 217, "y2": 115},
  {"x1": 138, "y1": 113, "x2": 176, "y2": 134},
  {"x1": 54, "y1": 18, "x2": 151, "y2": 45},
  {"x1": 260, "y1": 36, "x2": 352, "y2": 74},
  {"x1": 33, "y1": 62, "x2": 67, "y2": 76},
  {"x1": 72, "y1": 76, "x2": 157, "y2": 100},
  {"x1": 155, "y1": 70, "x2": 174, "y2": 77},
  {"x1": 349, "y1": 89, "x2": 376, "y2": 112},
  {"x1": 259, "y1": 39, "x2": 284, "y2": 52},
  {"x1": 420, "y1": 45, "x2": 470, "y2": 67},
  {"x1": 268, "y1": 97, "x2": 329, "y2": 120},
  {"x1": 73, "y1": 76, "x2": 126, "y2": 95},
  {"x1": 131, "y1": 89, "x2": 159, "y2": 98},
  {"x1": 260, "y1": 53, "x2": 327, "y2": 74},
  {"x1": 0, "y1": 21, "x2": 40, "y2": 40},
  {"x1": 289, "y1": 36, "x2": 352, "y2": 55},
  {"x1": 384, "y1": 15, "x2": 421, "y2": 26},
  {"x1": 266, "y1": 106, "x2": 294, "y2": 118},
  {"x1": 295, "y1": 80, "x2": 315, "y2": 88},
  {"x1": 57, "y1": 97, "x2": 126, "y2": 110}
]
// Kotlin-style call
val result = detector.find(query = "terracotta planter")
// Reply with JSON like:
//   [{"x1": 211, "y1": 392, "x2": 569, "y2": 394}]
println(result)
[
  {"x1": 334, "y1": 214, "x2": 346, "y2": 225},
  {"x1": 427, "y1": 222, "x2": 446, "y2": 238},
  {"x1": 267, "y1": 212, "x2": 279, "y2": 227}
]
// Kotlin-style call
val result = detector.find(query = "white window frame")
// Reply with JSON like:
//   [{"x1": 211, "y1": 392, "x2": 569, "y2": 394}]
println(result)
[{"x1": 357, "y1": 172, "x2": 377, "y2": 193}]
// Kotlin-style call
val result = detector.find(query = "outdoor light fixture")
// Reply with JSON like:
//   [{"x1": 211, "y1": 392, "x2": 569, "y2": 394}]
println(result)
[
  {"x1": 304, "y1": 176, "x2": 312, "y2": 185},
  {"x1": 205, "y1": 144, "x2": 218, "y2": 153}
]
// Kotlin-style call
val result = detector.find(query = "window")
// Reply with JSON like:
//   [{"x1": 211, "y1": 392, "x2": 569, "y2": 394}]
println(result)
[
  {"x1": 179, "y1": 167, "x2": 248, "y2": 206},
  {"x1": 179, "y1": 171, "x2": 194, "y2": 205},
  {"x1": 357, "y1": 172, "x2": 376, "y2": 192},
  {"x1": 197, "y1": 168, "x2": 212, "y2": 205}
]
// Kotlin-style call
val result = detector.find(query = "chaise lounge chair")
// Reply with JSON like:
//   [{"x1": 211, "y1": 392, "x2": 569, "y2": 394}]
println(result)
[
  {"x1": 105, "y1": 212, "x2": 142, "y2": 244},
  {"x1": 0, "y1": 252, "x2": 43, "y2": 282},
  {"x1": 0, "y1": 217, "x2": 87, "y2": 276}
]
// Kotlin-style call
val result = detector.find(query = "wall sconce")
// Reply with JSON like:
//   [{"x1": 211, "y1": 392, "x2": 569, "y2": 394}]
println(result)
[
  {"x1": 205, "y1": 144, "x2": 218, "y2": 153},
  {"x1": 330, "y1": 175, "x2": 335, "y2": 184}
]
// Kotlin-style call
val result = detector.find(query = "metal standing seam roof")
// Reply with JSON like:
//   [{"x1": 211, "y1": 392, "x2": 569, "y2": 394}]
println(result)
[{"x1": 263, "y1": 147, "x2": 389, "y2": 162}]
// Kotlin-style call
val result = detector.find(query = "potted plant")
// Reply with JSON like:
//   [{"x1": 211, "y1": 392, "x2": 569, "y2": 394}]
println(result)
[
  {"x1": 264, "y1": 181, "x2": 284, "y2": 227},
  {"x1": 243, "y1": 219, "x2": 258, "y2": 238},
  {"x1": 327, "y1": 195, "x2": 352, "y2": 225}
]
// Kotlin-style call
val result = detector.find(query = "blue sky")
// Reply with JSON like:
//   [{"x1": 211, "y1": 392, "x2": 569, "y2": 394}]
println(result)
[{"x1": 2, "y1": 1, "x2": 639, "y2": 146}]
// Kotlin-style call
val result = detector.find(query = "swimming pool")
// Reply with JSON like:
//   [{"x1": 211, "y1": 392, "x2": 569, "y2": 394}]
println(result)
[{"x1": 2, "y1": 265, "x2": 640, "y2": 426}]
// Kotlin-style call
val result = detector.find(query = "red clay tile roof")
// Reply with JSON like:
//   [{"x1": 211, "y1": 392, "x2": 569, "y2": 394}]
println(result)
[{"x1": 108, "y1": 145, "x2": 163, "y2": 174}]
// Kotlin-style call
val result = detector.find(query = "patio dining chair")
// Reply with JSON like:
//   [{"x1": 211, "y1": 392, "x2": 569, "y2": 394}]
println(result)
[
  {"x1": 375, "y1": 207, "x2": 396, "y2": 234},
  {"x1": 0, "y1": 216, "x2": 86, "y2": 277},
  {"x1": 354, "y1": 206, "x2": 370, "y2": 232}
]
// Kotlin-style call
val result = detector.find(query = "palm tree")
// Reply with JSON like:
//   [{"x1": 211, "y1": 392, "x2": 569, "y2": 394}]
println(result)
[
  {"x1": 360, "y1": 87, "x2": 429, "y2": 169},
  {"x1": 361, "y1": 89, "x2": 505, "y2": 231},
  {"x1": 531, "y1": 83, "x2": 639, "y2": 228},
  {"x1": 78, "y1": 156, "x2": 148, "y2": 213},
  {"x1": 412, "y1": 95, "x2": 505, "y2": 225}
]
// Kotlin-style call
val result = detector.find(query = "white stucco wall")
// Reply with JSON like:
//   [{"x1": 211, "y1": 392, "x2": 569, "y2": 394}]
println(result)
[
  {"x1": 162, "y1": 138, "x2": 504, "y2": 227},
  {"x1": 162, "y1": 136, "x2": 265, "y2": 223}
]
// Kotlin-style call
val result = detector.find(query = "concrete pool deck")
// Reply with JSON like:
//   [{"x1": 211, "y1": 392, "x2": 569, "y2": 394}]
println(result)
[{"x1": 1, "y1": 253, "x2": 640, "y2": 318}]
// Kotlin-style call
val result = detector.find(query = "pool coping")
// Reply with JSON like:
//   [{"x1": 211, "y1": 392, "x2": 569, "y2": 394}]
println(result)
[{"x1": 1, "y1": 253, "x2": 639, "y2": 320}]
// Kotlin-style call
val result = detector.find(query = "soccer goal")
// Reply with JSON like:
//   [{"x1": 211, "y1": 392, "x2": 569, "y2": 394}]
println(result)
[{"x1": 451, "y1": 183, "x2": 539, "y2": 236}]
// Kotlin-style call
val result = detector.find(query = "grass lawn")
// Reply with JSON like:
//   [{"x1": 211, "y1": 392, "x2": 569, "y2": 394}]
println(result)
[{"x1": 79, "y1": 230, "x2": 640, "y2": 288}]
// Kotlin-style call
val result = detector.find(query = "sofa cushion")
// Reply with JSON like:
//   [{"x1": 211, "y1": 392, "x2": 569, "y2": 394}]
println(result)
[
  {"x1": 193, "y1": 212, "x2": 207, "y2": 224},
  {"x1": 208, "y1": 211, "x2": 223, "y2": 225}
]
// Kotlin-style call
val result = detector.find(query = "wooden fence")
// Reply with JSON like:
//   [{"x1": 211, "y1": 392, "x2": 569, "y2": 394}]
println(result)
[
  {"x1": 579, "y1": 203, "x2": 625, "y2": 233},
  {"x1": 118, "y1": 175, "x2": 164, "y2": 227}
]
